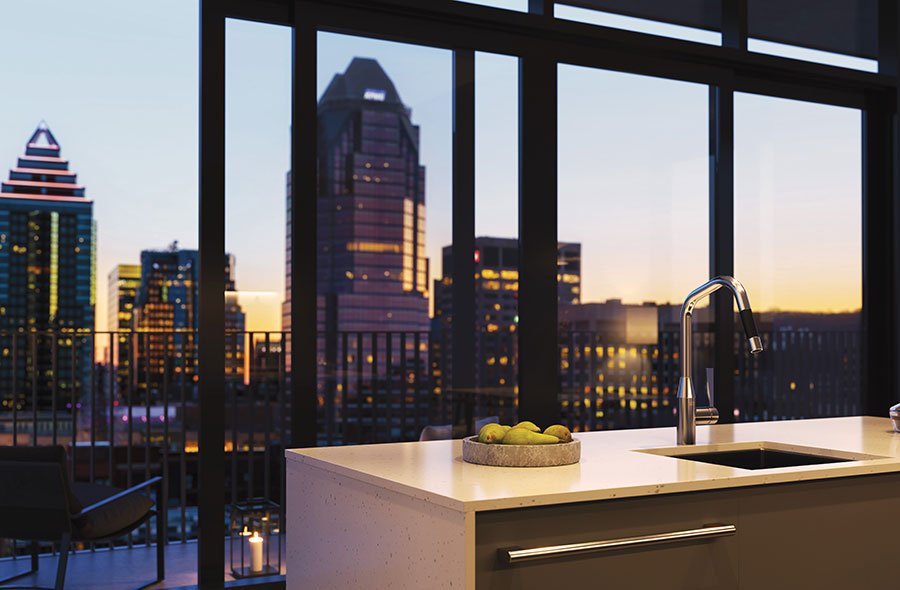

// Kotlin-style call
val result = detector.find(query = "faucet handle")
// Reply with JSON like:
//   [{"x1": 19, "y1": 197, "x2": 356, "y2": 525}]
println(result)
[{"x1": 706, "y1": 367, "x2": 714, "y2": 407}]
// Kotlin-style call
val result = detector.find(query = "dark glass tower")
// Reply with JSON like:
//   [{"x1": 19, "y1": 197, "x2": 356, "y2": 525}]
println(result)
[
  {"x1": 0, "y1": 124, "x2": 95, "y2": 412},
  {"x1": 283, "y1": 58, "x2": 431, "y2": 443},
  {"x1": 283, "y1": 57, "x2": 430, "y2": 335}
]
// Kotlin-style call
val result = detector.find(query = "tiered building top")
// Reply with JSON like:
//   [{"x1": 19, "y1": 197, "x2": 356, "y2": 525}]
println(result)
[{"x1": 1, "y1": 123, "x2": 88, "y2": 201}]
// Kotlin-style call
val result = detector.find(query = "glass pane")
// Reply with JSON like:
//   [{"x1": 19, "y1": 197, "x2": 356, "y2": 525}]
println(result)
[
  {"x1": 455, "y1": 0, "x2": 528, "y2": 11},
  {"x1": 555, "y1": 3, "x2": 722, "y2": 45},
  {"x1": 314, "y1": 33, "x2": 452, "y2": 444},
  {"x1": 747, "y1": 39, "x2": 878, "y2": 73},
  {"x1": 558, "y1": 65, "x2": 710, "y2": 431},
  {"x1": 734, "y1": 93, "x2": 862, "y2": 420},
  {"x1": 474, "y1": 51, "x2": 520, "y2": 425},
  {"x1": 225, "y1": 18, "x2": 290, "y2": 578}
]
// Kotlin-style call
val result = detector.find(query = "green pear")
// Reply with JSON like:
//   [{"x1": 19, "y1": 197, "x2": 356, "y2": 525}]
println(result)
[
  {"x1": 512, "y1": 420, "x2": 541, "y2": 433},
  {"x1": 543, "y1": 424, "x2": 572, "y2": 443},
  {"x1": 502, "y1": 428, "x2": 559, "y2": 445},
  {"x1": 477, "y1": 423, "x2": 507, "y2": 444},
  {"x1": 529, "y1": 432, "x2": 561, "y2": 444}
]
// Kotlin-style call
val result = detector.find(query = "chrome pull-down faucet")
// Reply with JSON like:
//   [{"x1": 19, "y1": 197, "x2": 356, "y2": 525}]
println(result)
[{"x1": 677, "y1": 276, "x2": 764, "y2": 445}]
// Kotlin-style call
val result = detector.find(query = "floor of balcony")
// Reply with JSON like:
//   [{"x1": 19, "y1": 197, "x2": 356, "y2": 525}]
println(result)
[{"x1": 0, "y1": 541, "x2": 284, "y2": 589}]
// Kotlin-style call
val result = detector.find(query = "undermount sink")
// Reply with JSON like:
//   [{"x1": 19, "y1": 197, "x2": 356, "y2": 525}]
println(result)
[
  {"x1": 638, "y1": 441, "x2": 887, "y2": 470},
  {"x1": 671, "y1": 448, "x2": 850, "y2": 470}
]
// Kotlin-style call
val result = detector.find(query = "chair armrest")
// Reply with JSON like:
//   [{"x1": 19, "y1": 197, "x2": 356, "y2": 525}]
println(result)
[{"x1": 72, "y1": 476, "x2": 163, "y2": 518}]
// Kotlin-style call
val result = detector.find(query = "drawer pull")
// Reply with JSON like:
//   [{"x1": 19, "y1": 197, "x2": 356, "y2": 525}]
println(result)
[{"x1": 499, "y1": 524, "x2": 736, "y2": 565}]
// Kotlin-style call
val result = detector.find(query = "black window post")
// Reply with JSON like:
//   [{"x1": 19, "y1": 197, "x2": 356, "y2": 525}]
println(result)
[
  {"x1": 290, "y1": 0, "x2": 319, "y2": 448},
  {"x1": 708, "y1": 83, "x2": 736, "y2": 422},
  {"x1": 198, "y1": 0, "x2": 226, "y2": 586},
  {"x1": 861, "y1": 95, "x2": 896, "y2": 416},
  {"x1": 451, "y1": 49, "x2": 476, "y2": 428},
  {"x1": 863, "y1": 0, "x2": 900, "y2": 416},
  {"x1": 707, "y1": 0, "x2": 745, "y2": 423},
  {"x1": 518, "y1": 8, "x2": 558, "y2": 426}
]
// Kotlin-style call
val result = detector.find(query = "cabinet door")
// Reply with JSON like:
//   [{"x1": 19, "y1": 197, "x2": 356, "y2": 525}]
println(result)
[
  {"x1": 738, "y1": 473, "x2": 900, "y2": 590},
  {"x1": 476, "y1": 490, "x2": 739, "y2": 590}
]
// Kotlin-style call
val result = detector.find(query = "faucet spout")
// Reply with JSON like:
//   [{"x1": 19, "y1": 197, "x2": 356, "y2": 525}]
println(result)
[{"x1": 677, "y1": 276, "x2": 763, "y2": 445}]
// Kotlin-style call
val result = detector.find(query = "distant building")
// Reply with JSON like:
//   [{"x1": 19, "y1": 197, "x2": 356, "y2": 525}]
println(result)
[
  {"x1": 433, "y1": 237, "x2": 581, "y2": 391},
  {"x1": 224, "y1": 254, "x2": 246, "y2": 379},
  {"x1": 126, "y1": 246, "x2": 245, "y2": 401},
  {"x1": 108, "y1": 263, "x2": 141, "y2": 399},
  {"x1": 108, "y1": 264, "x2": 141, "y2": 332},
  {"x1": 283, "y1": 57, "x2": 430, "y2": 335},
  {"x1": 0, "y1": 124, "x2": 95, "y2": 411},
  {"x1": 557, "y1": 242, "x2": 582, "y2": 306}
]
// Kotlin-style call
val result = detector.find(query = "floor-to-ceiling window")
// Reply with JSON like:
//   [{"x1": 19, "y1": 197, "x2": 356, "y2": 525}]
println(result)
[
  {"x1": 557, "y1": 65, "x2": 711, "y2": 432},
  {"x1": 734, "y1": 94, "x2": 862, "y2": 420}
]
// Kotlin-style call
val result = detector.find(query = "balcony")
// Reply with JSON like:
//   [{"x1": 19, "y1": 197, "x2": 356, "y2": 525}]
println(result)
[{"x1": 0, "y1": 327, "x2": 860, "y2": 587}]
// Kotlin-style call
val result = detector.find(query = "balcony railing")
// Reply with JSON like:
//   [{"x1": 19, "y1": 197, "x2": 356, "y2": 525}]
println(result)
[
  {"x1": 556, "y1": 328, "x2": 861, "y2": 430},
  {"x1": 0, "y1": 329, "x2": 288, "y2": 565},
  {"x1": 0, "y1": 326, "x2": 862, "y2": 565}
]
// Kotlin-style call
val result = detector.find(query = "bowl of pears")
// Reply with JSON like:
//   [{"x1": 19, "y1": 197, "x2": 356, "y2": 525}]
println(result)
[{"x1": 462, "y1": 421, "x2": 580, "y2": 467}]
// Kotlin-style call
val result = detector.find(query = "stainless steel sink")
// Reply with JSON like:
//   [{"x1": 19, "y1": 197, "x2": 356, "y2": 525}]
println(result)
[
  {"x1": 638, "y1": 441, "x2": 887, "y2": 470},
  {"x1": 670, "y1": 448, "x2": 850, "y2": 470}
]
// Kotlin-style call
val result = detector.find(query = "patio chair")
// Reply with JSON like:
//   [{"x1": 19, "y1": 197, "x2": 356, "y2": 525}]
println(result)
[{"x1": 0, "y1": 446, "x2": 164, "y2": 590}]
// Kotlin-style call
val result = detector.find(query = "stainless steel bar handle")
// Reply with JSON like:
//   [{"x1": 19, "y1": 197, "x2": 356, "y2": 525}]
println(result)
[{"x1": 498, "y1": 524, "x2": 736, "y2": 565}]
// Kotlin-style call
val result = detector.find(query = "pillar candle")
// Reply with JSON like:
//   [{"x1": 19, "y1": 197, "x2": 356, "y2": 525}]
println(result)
[{"x1": 249, "y1": 531, "x2": 263, "y2": 573}]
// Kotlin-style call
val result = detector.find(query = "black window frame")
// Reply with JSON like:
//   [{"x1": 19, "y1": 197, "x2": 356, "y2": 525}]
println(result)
[{"x1": 197, "y1": 0, "x2": 900, "y2": 584}]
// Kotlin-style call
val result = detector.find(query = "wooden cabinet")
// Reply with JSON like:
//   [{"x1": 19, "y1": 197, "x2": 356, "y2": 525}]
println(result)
[{"x1": 476, "y1": 473, "x2": 900, "y2": 590}]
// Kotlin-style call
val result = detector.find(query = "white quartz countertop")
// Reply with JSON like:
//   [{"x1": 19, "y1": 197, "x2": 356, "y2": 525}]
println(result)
[{"x1": 286, "y1": 416, "x2": 900, "y2": 513}]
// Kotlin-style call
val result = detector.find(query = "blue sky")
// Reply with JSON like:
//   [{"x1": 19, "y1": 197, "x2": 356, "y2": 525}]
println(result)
[{"x1": 0, "y1": 1, "x2": 864, "y2": 334}]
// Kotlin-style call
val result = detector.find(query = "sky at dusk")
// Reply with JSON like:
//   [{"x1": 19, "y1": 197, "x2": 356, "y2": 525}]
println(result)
[{"x1": 0, "y1": 0, "x2": 863, "y2": 340}]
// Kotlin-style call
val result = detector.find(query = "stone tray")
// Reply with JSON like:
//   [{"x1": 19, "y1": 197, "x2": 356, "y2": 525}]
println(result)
[{"x1": 462, "y1": 436, "x2": 581, "y2": 467}]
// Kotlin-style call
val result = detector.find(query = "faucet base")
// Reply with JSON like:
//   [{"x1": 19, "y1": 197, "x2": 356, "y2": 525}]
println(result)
[
  {"x1": 676, "y1": 377, "x2": 719, "y2": 445},
  {"x1": 676, "y1": 378, "x2": 696, "y2": 445}
]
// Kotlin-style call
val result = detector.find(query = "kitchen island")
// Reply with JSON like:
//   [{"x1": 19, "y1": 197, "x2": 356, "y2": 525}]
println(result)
[{"x1": 286, "y1": 417, "x2": 900, "y2": 589}]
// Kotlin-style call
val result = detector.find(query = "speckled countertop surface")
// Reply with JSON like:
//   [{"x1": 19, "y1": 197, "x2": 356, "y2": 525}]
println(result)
[{"x1": 286, "y1": 416, "x2": 900, "y2": 513}]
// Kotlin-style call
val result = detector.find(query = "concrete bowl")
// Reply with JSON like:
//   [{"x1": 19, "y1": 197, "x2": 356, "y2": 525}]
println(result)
[{"x1": 462, "y1": 435, "x2": 581, "y2": 467}]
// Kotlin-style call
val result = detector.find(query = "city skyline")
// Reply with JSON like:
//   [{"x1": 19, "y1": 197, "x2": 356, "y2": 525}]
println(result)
[{"x1": 0, "y1": 2, "x2": 863, "y2": 343}]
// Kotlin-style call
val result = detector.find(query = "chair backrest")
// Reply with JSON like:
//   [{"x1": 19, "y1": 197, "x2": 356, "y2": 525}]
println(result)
[
  {"x1": 419, "y1": 416, "x2": 501, "y2": 441},
  {"x1": 0, "y1": 446, "x2": 79, "y2": 540}
]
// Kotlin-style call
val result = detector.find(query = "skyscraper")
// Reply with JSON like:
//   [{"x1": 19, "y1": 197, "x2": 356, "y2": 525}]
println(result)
[
  {"x1": 0, "y1": 123, "x2": 95, "y2": 411},
  {"x1": 283, "y1": 57, "x2": 430, "y2": 335},
  {"x1": 283, "y1": 58, "x2": 431, "y2": 442}
]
